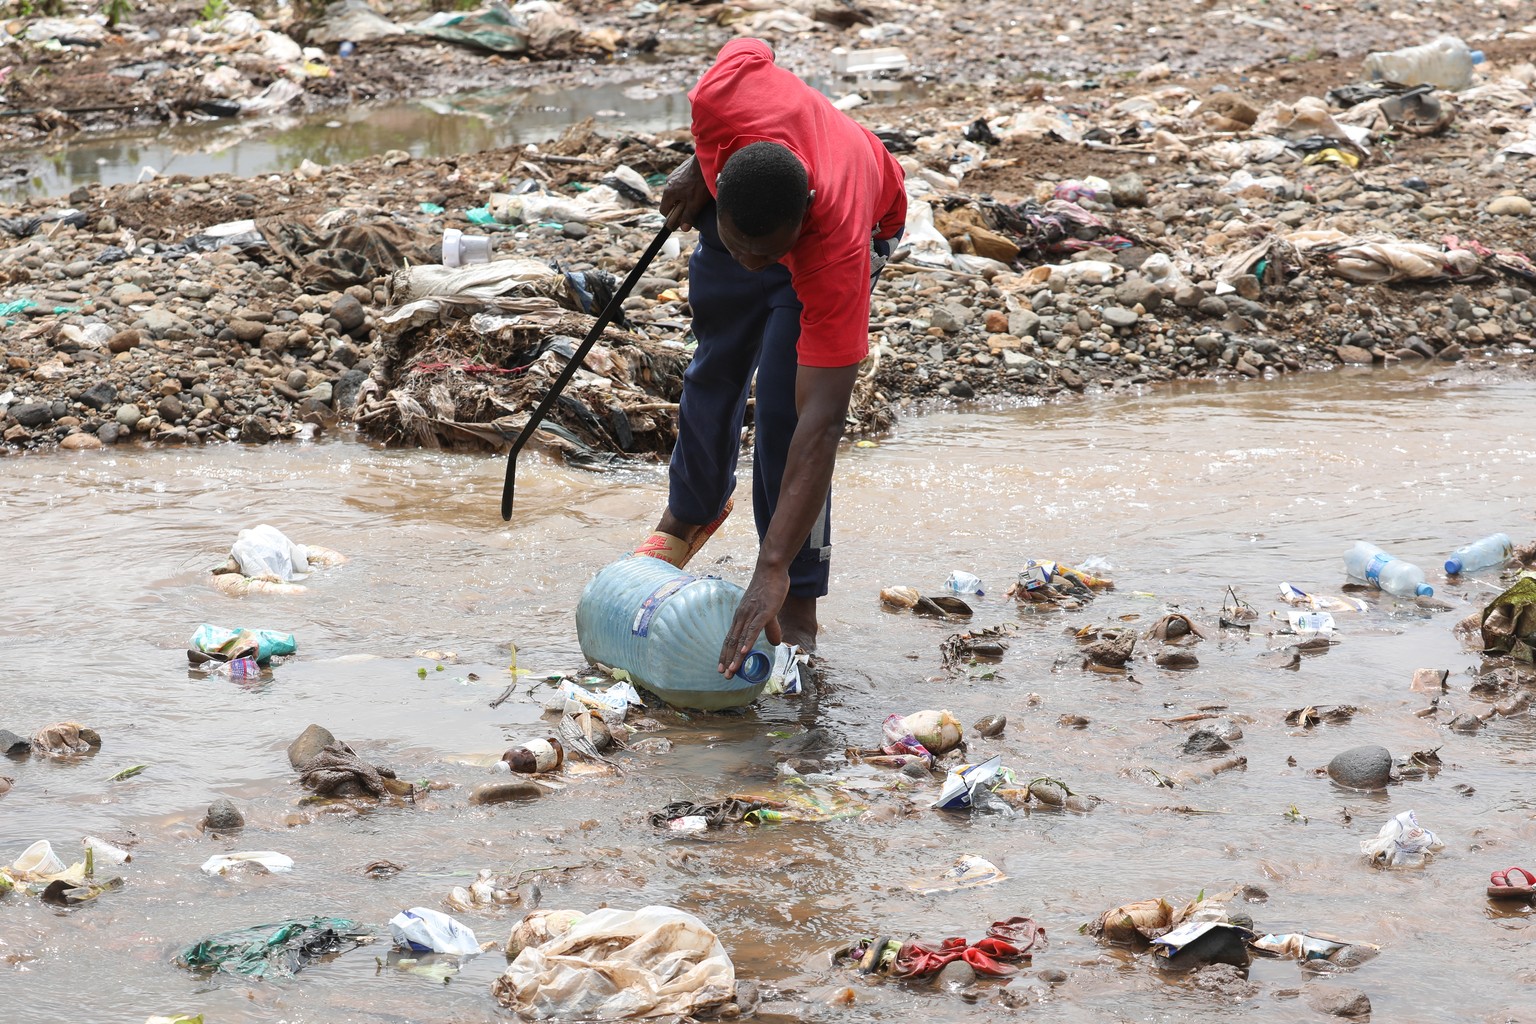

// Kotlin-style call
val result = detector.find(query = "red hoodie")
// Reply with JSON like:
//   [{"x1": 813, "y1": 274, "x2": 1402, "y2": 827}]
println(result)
[{"x1": 689, "y1": 38, "x2": 908, "y2": 368}]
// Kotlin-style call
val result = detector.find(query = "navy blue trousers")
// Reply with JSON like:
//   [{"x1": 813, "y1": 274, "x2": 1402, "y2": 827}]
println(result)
[{"x1": 668, "y1": 204, "x2": 831, "y2": 598}]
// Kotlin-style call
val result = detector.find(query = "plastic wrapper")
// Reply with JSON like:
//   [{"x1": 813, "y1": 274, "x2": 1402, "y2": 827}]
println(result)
[
  {"x1": 201, "y1": 852, "x2": 294, "y2": 876},
  {"x1": 932, "y1": 754, "x2": 1008, "y2": 811},
  {"x1": 389, "y1": 907, "x2": 481, "y2": 955},
  {"x1": 229, "y1": 524, "x2": 311, "y2": 581},
  {"x1": 1361, "y1": 809, "x2": 1444, "y2": 867},
  {"x1": 492, "y1": 905, "x2": 734, "y2": 1019},
  {"x1": 190, "y1": 624, "x2": 297, "y2": 665}
]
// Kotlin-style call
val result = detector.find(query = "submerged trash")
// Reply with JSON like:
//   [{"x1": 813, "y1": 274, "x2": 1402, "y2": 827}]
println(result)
[
  {"x1": 31, "y1": 721, "x2": 101, "y2": 756},
  {"x1": 491, "y1": 906, "x2": 735, "y2": 1019},
  {"x1": 1250, "y1": 932, "x2": 1380, "y2": 968},
  {"x1": 389, "y1": 907, "x2": 480, "y2": 955},
  {"x1": 188, "y1": 624, "x2": 297, "y2": 667},
  {"x1": 177, "y1": 917, "x2": 366, "y2": 977},
  {"x1": 1487, "y1": 867, "x2": 1536, "y2": 901},
  {"x1": 1343, "y1": 541, "x2": 1433, "y2": 598},
  {"x1": 1361, "y1": 810, "x2": 1444, "y2": 868},
  {"x1": 1480, "y1": 576, "x2": 1536, "y2": 662},
  {"x1": 933, "y1": 754, "x2": 1008, "y2": 811},
  {"x1": 909, "y1": 855, "x2": 1007, "y2": 896},
  {"x1": 1446, "y1": 533, "x2": 1513, "y2": 575},
  {"x1": 1151, "y1": 920, "x2": 1255, "y2": 969},
  {"x1": 1278, "y1": 582, "x2": 1368, "y2": 613},
  {"x1": 210, "y1": 524, "x2": 346, "y2": 596},
  {"x1": 840, "y1": 915, "x2": 1044, "y2": 979},
  {"x1": 201, "y1": 852, "x2": 294, "y2": 877},
  {"x1": 882, "y1": 709, "x2": 963, "y2": 761},
  {"x1": 297, "y1": 742, "x2": 414, "y2": 800},
  {"x1": 503, "y1": 737, "x2": 565, "y2": 774}
]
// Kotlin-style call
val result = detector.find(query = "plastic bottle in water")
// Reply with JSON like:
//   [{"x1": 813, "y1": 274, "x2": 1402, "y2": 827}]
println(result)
[
  {"x1": 1445, "y1": 532, "x2": 1512, "y2": 575},
  {"x1": 1363, "y1": 35, "x2": 1483, "y2": 91},
  {"x1": 575, "y1": 556, "x2": 774, "y2": 711},
  {"x1": 1343, "y1": 541, "x2": 1433, "y2": 598}
]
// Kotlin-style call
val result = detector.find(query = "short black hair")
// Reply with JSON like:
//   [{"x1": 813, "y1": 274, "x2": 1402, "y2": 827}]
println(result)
[{"x1": 716, "y1": 142, "x2": 810, "y2": 238}]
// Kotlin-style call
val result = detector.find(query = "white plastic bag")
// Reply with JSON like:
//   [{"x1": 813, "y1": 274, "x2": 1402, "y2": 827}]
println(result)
[
  {"x1": 1361, "y1": 810, "x2": 1444, "y2": 867},
  {"x1": 201, "y1": 851, "x2": 294, "y2": 876},
  {"x1": 901, "y1": 197, "x2": 953, "y2": 268},
  {"x1": 492, "y1": 905, "x2": 734, "y2": 1019},
  {"x1": 230, "y1": 524, "x2": 311, "y2": 581},
  {"x1": 389, "y1": 907, "x2": 481, "y2": 955}
]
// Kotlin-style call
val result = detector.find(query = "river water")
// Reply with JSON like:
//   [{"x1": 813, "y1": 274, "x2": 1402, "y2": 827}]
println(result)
[{"x1": 2, "y1": 365, "x2": 1534, "y2": 1022}]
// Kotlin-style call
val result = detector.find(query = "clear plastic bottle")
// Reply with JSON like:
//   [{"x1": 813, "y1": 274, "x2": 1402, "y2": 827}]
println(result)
[
  {"x1": 575, "y1": 556, "x2": 774, "y2": 711},
  {"x1": 1445, "y1": 532, "x2": 1513, "y2": 575},
  {"x1": 1363, "y1": 35, "x2": 1483, "y2": 91},
  {"x1": 1343, "y1": 541, "x2": 1433, "y2": 598}
]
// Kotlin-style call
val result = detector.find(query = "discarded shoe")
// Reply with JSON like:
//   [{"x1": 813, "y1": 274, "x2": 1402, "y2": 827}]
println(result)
[
  {"x1": 633, "y1": 498, "x2": 733, "y2": 569},
  {"x1": 1488, "y1": 866, "x2": 1536, "y2": 900}
]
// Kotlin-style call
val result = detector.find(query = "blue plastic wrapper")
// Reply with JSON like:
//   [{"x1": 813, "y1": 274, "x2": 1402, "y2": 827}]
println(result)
[{"x1": 190, "y1": 624, "x2": 297, "y2": 665}]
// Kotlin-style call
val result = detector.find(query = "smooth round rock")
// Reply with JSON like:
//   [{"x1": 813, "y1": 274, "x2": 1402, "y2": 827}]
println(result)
[
  {"x1": 469, "y1": 780, "x2": 543, "y2": 805},
  {"x1": 1102, "y1": 306, "x2": 1139, "y2": 329},
  {"x1": 330, "y1": 294, "x2": 366, "y2": 333},
  {"x1": 1327, "y1": 744, "x2": 1393, "y2": 790},
  {"x1": 203, "y1": 797, "x2": 245, "y2": 831},
  {"x1": 114, "y1": 403, "x2": 143, "y2": 428},
  {"x1": 936, "y1": 959, "x2": 976, "y2": 991}
]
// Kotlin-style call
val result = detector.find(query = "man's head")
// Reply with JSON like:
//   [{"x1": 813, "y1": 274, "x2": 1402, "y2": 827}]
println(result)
[{"x1": 715, "y1": 141, "x2": 812, "y2": 271}]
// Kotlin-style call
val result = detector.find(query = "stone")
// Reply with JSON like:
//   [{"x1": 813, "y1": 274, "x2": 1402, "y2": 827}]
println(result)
[
  {"x1": 936, "y1": 960, "x2": 976, "y2": 991},
  {"x1": 1158, "y1": 650, "x2": 1201, "y2": 670},
  {"x1": 1037, "y1": 968, "x2": 1068, "y2": 985},
  {"x1": 562, "y1": 222, "x2": 589, "y2": 240},
  {"x1": 176, "y1": 279, "x2": 214, "y2": 300},
  {"x1": 1196, "y1": 296, "x2": 1229, "y2": 318},
  {"x1": 142, "y1": 307, "x2": 191, "y2": 339},
  {"x1": 1114, "y1": 277, "x2": 1161, "y2": 310},
  {"x1": 9, "y1": 402, "x2": 53, "y2": 428},
  {"x1": 1174, "y1": 285, "x2": 1202, "y2": 308},
  {"x1": 64, "y1": 260, "x2": 92, "y2": 279},
  {"x1": 1437, "y1": 342, "x2": 1464, "y2": 362},
  {"x1": 0, "y1": 728, "x2": 30, "y2": 755},
  {"x1": 1110, "y1": 172, "x2": 1148, "y2": 208},
  {"x1": 1487, "y1": 195, "x2": 1533, "y2": 217},
  {"x1": 469, "y1": 780, "x2": 543, "y2": 805},
  {"x1": 1327, "y1": 744, "x2": 1393, "y2": 790},
  {"x1": 1101, "y1": 306, "x2": 1139, "y2": 329},
  {"x1": 60, "y1": 432, "x2": 103, "y2": 450},
  {"x1": 1183, "y1": 728, "x2": 1230, "y2": 754},
  {"x1": 1303, "y1": 983, "x2": 1371, "y2": 1018},
  {"x1": 157, "y1": 395, "x2": 185, "y2": 422},
  {"x1": 107, "y1": 330, "x2": 142, "y2": 353},
  {"x1": 930, "y1": 306, "x2": 966, "y2": 333},
  {"x1": 983, "y1": 310, "x2": 1009, "y2": 333},
  {"x1": 287, "y1": 723, "x2": 338, "y2": 770},
  {"x1": 1009, "y1": 308, "x2": 1040, "y2": 336},
  {"x1": 115, "y1": 404, "x2": 143, "y2": 428},
  {"x1": 1335, "y1": 344, "x2": 1374, "y2": 365},
  {"x1": 229, "y1": 319, "x2": 268, "y2": 344},
  {"x1": 333, "y1": 368, "x2": 369, "y2": 411},
  {"x1": 203, "y1": 797, "x2": 245, "y2": 832},
  {"x1": 96, "y1": 422, "x2": 122, "y2": 444},
  {"x1": 330, "y1": 294, "x2": 366, "y2": 333},
  {"x1": 79, "y1": 381, "x2": 118, "y2": 410}
]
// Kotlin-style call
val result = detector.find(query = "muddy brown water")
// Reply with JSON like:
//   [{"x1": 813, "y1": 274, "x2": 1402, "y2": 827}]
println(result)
[{"x1": 3, "y1": 366, "x2": 1535, "y2": 1022}]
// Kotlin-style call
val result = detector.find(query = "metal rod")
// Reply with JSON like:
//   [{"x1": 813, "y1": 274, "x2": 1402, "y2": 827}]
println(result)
[{"x1": 500, "y1": 220, "x2": 675, "y2": 520}]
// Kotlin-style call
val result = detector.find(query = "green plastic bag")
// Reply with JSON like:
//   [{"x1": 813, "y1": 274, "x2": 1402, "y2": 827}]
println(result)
[
  {"x1": 190, "y1": 624, "x2": 297, "y2": 665},
  {"x1": 176, "y1": 917, "x2": 363, "y2": 978}
]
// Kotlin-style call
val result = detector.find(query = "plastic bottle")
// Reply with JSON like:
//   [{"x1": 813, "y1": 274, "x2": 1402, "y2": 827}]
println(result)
[
  {"x1": 1445, "y1": 532, "x2": 1512, "y2": 575},
  {"x1": 1343, "y1": 541, "x2": 1433, "y2": 598},
  {"x1": 1363, "y1": 36, "x2": 1483, "y2": 91},
  {"x1": 945, "y1": 570, "x2": 984, "y2": 595},
  {"x1": 575, "y1": 556, "x2": 775, "y2": 711},
  {"x1": 442, "y1": 227, "x2": 491, "y2": 268},
  {"x1": 501, "y1": 738, "x2": 564, "y2": 774}
]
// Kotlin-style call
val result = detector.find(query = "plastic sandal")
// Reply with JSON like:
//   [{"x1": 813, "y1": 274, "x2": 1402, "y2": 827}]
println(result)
[
  {"x1": 1488, "y1": 866, "x2": 1536, "y2": 899},
  {"x1": 633, "y1": 498, "x2": 733, "y2": 569}
]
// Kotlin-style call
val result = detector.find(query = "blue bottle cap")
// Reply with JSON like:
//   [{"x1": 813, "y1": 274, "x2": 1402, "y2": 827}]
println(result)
[
  {"x1": 1416, "y1": 583, "x2": 1434, "y2": 597},
  {"x1": 1471, "y1": 50, "x2": 1485, "y2": 64},
  {"x1": 737, "y1": 651, "x2": 771, "y2": 685},
  {"x1": 1444, "y1": 558, "x2": 1462, "y2": 576}
]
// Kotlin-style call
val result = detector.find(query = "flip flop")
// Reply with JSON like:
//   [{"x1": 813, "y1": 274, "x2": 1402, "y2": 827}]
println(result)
[
  {"x1": 633, "y1": 498, "x2": 733, "y2": 569},
  {"x1": 1488, "y1": 866, "x2": 1536, "y2": 899}
]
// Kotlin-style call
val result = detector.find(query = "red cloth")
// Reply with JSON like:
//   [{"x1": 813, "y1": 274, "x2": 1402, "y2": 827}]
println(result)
[
  {"x1": 688, "y1": 38, "x2": 908, "y2": 368},
  {"x1": 890, "y1": 916, "x2": 1046, "y2": 979}
]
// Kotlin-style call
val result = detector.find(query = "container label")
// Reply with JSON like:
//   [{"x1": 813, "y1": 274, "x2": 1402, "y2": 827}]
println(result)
[
  {"x1": 632, "y1": 574, "x2": 697, "y2": 637},
  {"x1": 1366, "y1": 553, "x2": 1389, "y2": 583}
]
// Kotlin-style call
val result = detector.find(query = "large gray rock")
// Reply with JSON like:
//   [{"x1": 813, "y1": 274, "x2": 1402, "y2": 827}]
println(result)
[
  {"x1": 287, "y1": 723, "x2": 338, "y2": 769},
  {"x1": 330, "y1": 294, "x2": 366, "y2": 333},
  {"x1": 0, "y1": 728, "x2": 30, "y2": 756},
  {"x1": 202, "y1": 797, "x2": 245, "y2": 832},
  {"x1": 79, "y1": 381, "x2": 118, "y2": 410},
  {"x1": 9, "y1": 402, "x2": 53, "y2": 428},
  {"x1": 1304, "y1": 982, "x2": 1371, "y2": 1018},
  {"x1": 1327, "y1": 744, "x2": 1393, "y2": 790}
]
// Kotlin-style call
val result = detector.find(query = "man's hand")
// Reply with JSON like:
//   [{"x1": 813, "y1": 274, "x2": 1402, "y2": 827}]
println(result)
[
  {"x1": 718, "y1": 565, "x2": 788, "y2": 678},
  {"x1": 659, "y1": 155, "x2": 711, "y2": 231},
  {"x1": 716, "y1": 362, "x2": 860, "y2": 678}
]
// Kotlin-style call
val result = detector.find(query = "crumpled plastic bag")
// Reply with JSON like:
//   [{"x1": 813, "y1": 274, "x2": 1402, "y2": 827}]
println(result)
[
  {"x1": 1361, "y1": 809, "x2": 1444, "y2": 867},
  {"x1": 1325, "y1": 241, "x2": 1479, "y2": 283},
  {"x1": 389, "y1": 907, "x2": 481, "y2": 955},
  {"x1": 230, "y1": 524, "x2": 311, "y2": 581},
  {"x1": 491, "y1": 906, "x2": 734, "y2": 1019}
]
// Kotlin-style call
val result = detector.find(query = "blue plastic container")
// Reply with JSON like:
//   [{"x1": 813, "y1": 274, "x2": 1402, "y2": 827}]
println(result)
[{"x1": 575, "y1": 556, "x2": 772, "y2": 710}]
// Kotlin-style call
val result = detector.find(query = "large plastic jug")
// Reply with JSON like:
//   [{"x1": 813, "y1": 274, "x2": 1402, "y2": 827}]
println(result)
[{"x1": 575, "y1": 556, "x2": 773, "y2": 711}]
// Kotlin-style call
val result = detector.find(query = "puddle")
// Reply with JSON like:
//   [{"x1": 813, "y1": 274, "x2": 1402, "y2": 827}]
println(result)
[{"x1": 0, "y1": 76, "x2": 921, "y2": 200}]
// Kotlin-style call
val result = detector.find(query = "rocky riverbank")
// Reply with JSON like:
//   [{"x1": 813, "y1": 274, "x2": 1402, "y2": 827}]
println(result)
[{"x1": 3, "y1": 2, "x2": 1535, "y2": 453}]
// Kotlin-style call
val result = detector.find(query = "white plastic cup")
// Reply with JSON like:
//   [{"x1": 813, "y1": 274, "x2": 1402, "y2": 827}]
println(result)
[
  {"x1": 13, "y1": 840, "x2": 67, "y2": 876},
  {"x1": 442, "y1": 227, "x2": 492, "y2": 268}
]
